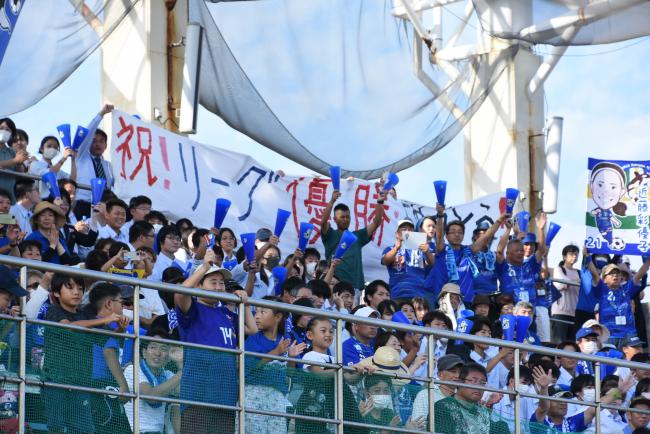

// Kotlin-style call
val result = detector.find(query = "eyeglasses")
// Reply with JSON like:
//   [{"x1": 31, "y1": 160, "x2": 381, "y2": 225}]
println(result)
[
  {"x1": 111, "y1": 298, "x2": 124, "y2": 304},
  {"x1": 145, "y1": 233, "x2": 155, "y2": 238},
  {"x1": 461, "y1": 377, "x2": 487, "y2": 386},
  {"x1": 135, "y1": 207, "x2": 151, "y2": 212},
  {"x1": 26, "y1": 283, "x2": 39, "y2": 290}
]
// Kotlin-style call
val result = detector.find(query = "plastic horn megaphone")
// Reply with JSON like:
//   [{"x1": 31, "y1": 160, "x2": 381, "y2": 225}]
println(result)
[
  {"x1": 42, "y1": 172, "x2": 61, "y2": 199},
  {"x1": 90, "y1": 178, "x2": 106, "y2": 205},
  {"x1": 272, "y1": 266, "x2": 288, "y2": 296},
  {"x1": 546, "y1": 222, "x2": 561, "y2": 246},
  {"x1": 72, "y1": 126, "x2": 89, "y2": 151},
  {"x1": 504, "y1": 188, "x2": 519, "y2": 214},
  {"x1": 514, "y1": 315, "x2": 533, "y2": 343},
  {"x1": 329, "y1": 166, "x2": 341, "y2": 191},
  {"x1": 274, "y1": 208, "x2": 291, "y2": 237},
  {"x1": 391, "y1": 311, "x2": 412, "y2": 325},
  {"x1": 455, "y1": 318, "x2": 474, "y2": 345},
  {"x1": 213, "y1": 199, "x2": 231, "y2": 229},
  {"x1": 298, "y1": 222, "x2": 314, "y2": 252},
  {"x1": 56, "y1": 124, "x2": 71, "y2": 149},
  {"x1": 383, "y1": 173, "x2": 399, "y2": 192},
  {"x1": 500, "y1": 314, "x2": 516, "y2": 341},
  {"x1": 240, "y1": 233, "x2": 256, "y2": 263},
  {"x1": 516, "y1": 211, "x2": 530, "y2": 233},
  {"x1": 334, "y1": 230, "x2": 358, "y2": 259},
  {"x1": 433, "y1": 180, "x2": 447, "y2": 206}
]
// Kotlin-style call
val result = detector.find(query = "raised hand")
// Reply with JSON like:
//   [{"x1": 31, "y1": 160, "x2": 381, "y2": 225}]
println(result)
[
  {"x1": 358, "y1": 397, "x2": 374, "y2": 417},
  {"x1": 100, "y1": 104, "x2": 114, "y2": 116},
  {"x1": 330, "y1": 190, "x2": 342, "y2": 203},
  {"x1": 203, "y1": 248, "x2": 217, "y2": 265},
  {"x1": 273, "y1": 337, "x2": 291, "y2": 355},
  {"x1": 536, "y1": 212, "x2": 548, "y2": 229},
  {"x1": 233, "y1": 289, "x2": 248, "y2": 304},
  {"x1": 532, "y1": 366, "x2": 554, "y2": 390},
  {"x1": 288, "y1": 341, "x2": 308, "y2": 357}
]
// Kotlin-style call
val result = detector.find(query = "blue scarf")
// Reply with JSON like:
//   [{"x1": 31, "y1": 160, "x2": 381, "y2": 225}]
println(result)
[
  {"x1": 445, "y1": 245, "x2": 478, "y2": 281},
  {"x1": 474, "y1": 250, "x2": 496, "y2": 271},
  {"x1": 140, "y1": 360, "x2": 167, "y2": 408}
]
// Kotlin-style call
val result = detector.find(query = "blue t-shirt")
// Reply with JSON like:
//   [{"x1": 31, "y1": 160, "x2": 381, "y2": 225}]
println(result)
[
  {"x1": 424, "y1": 245, "x2": 475, "y2": 303},
  {"x1": 531, "y1": 411, "x2": 587, "y2": 432},
  {"x1": 472, "y1": 250, "x2": 498, "y2": 295},
  {"x1": 342, "y1": 337, "x2": 374, "y2": 366},
  {"x1": 244, "y1": 332, "x2": 288, "y2": 393},
  {"x1": 576, "y1": 266, "x2": 598, "y2": 312},
  {"x1": 382, "y1": 245, "x2": 427, "y2": 299},
  {"x1": 591, "y1": 280, "x2": 643, "y2": 338},
  {"x1": 93, "y1": 324, "x2": 147, "y2": 381},
  {"x1": 176, "y1": 299, "x2": 238, "y2": 405},
  {"x1": 495, "y1": 257, "x2": 541, "y2": 305}
]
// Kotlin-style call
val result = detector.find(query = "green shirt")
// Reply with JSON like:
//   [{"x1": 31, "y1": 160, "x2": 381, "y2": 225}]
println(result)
[
  {"x1": 321, "y1": 226, "x2": 371, "y2": 289},
  {"x1": 434, "y1": 396, "x2": 509, "y2": 434}
]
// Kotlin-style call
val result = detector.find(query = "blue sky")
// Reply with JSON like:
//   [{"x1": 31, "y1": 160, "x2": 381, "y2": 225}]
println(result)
[{"x1": 8, "y1": 28, "x2": 650, "y2": 265}]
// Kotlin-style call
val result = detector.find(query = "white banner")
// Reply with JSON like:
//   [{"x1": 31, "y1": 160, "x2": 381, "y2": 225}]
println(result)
[{"x1": 110, "y1": 111, "x2": 504, "y2": 280}]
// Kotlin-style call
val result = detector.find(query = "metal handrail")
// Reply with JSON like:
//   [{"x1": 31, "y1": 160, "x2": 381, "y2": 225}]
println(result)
[
  {"x1": 0, "y1": 167, "x2": 91, "y2": 190},
  {"x1": 2, "y1": 255, "x2": 649, "y2": 434}
]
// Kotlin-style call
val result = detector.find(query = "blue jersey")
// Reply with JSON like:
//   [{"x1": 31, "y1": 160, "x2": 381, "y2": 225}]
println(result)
[
  {"x1": 342, "y1": 337, "x2": 374, "y2": 366},
  {"x1": 595, "y1": 209, "x2": 614, "y2": 243},
  {"x1": 176, "y1": 299, "x2": 238, "y2": 405},
  {"x1": 531, "y1": 411, "x2": 587, "y2": 432},
  {"x1": 576, "y1": 266, "x2": 598, "y2": 312},
  {"x1": 424, "y1": 245, "x2": 475, "y2": 303},
  {"x1": 591, "y1": 280, "x2": 643, "y2": 338},
  {"x1": 495, "y1": 257, "x2": 541, "y2": 305},
  {"x1": 245, "y1": 332, "x2": 288, "y2": 393},
  {"x1": 472, "y1": 250, "x2": 498, "y2": 295},
  {"x1": 382, "y1": 245, "x2": 427, "y2": 299}
]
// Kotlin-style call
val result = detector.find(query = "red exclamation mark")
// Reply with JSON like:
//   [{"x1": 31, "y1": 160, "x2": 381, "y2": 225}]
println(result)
[{"x1": 159, "y1": 136, "x2": 171, "y2": 189}]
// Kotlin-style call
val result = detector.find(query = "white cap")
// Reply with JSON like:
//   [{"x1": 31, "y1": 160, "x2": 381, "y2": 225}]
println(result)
[
  {"x1": 203, "y1": 265, "x2": 232, "y2": 280},
  {"x1": 354, "y1": 306, "x2": 380, "y2": 318}
]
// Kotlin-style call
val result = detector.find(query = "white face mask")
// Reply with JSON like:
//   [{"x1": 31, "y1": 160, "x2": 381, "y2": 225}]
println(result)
[
  {"x1": 306, "y1": 261, "x2": 317, "y2": 276},
  {"x1": 43, "y1": 148, "x2": 59, "y2": 160},
  {"x1": 0, "y1": 130, "x2": 10, "y2": 144},
  {"x1": 642, "y1": 392, "x2": 650, "y2": 400},
  {"x1": 582, "y1": 341, "x2": 598, "y2": 355},
  {"x1": 581, "y1": 388, "x2": 596, "y2": 403},
  {"x1": 152, "y1": 223, "x2": 163, "y2": 233},
  {"x1": 372, "y1": 394, "x2": 393, "y2": 410},
  {"x1": 439, "y1": 337, "x2": 448, "y2": 345},
  {"x1": 516, "y1": 383, "x2": 532, "y2": 394}
]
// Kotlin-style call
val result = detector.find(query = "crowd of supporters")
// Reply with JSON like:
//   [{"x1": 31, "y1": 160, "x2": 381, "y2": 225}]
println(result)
[{"x1": 0, "y1": 107, "x2": 648, "y2": 433}]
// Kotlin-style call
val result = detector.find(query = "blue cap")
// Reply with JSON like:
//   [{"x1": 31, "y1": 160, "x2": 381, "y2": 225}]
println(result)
[
  {"x1": 522, "y1": 233, "x2": 537, "y2": 245},
  {"x1": 0, "y1": 265, "x2": 28, "y2": 297},
  {"x1": 576, "y1": 327, "x2": 598, "y2": 341}
]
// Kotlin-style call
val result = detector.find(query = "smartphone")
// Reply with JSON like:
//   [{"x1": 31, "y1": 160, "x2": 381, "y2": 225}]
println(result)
[
  {"x1": 123, "y1": 251, "x2": 141, "y2": 261},
  {"x1": 0, "y1": 214, "x2": 16, "y2": 225}
]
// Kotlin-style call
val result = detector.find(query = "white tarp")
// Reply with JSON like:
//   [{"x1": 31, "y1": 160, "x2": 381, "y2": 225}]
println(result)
[{"x1": 111, "y1": 111, "x2": 505, "y2": 280}]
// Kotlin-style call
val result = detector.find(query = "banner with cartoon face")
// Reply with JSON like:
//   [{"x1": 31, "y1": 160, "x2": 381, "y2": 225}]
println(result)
[{"x1": 586, "y1": 158, "x2": 650, "y2": 255}]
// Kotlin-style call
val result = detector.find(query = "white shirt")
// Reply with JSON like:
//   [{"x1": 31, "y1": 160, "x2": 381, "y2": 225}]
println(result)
[
  {"x1": 557, "y1": 366, "x2": 576, "y2": 388},
  {"x1": 28, "y1": 159, "x2": 70, "y2": 199},
  {"x1": 301, "y1": 351, "x2": 334, "y2": 370},
  {"x1": 10, "y1": 202, "x2": 32, "y2": 234},
  {"x1": 74, "y1": 113, "x2": 114, "y2": 202},
  {"x1": 123, "y1": 364, "x2": 174, "y2": 432},
  {"x1": 139, "y1": 287, "x2": 167, "y2": 319},
  {"x1": 470, "y1": 350, "x2": 492, "y2": 368},
  {"x1": 149, "y1": 254, "x2": 176, "y2": 282},
  {"x1": 97, "y1": 224, "x2": 129, "y2": 244},
  {"x1": 487, "y1": 361, "x2": 510, "y2": 390},
  {"x1": 491, "y1": 390, "x2": 537, "y2": 433}
]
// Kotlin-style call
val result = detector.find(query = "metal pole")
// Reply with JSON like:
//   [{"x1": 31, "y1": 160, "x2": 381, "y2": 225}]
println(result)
[
  {"x1": 335, "y1": 319, "x2": 344, "y2": 434},
  {"x1": 238, "y1": 301, "x2": 246, "y2": 432},
  {"x1": 594, "y1": 361, "x2": 601, "y2": 434},
  {"x1": 427, "y1": 334, "x2": 435, "y2": 434},
  {"x1": 514, "y1": 348, "x2": 521, "y2": 434},
  {"x1": 133, "y1": 285, "x2": 141, "y2": 434},
  {"x1": 18, "y1": 266, "x2": 27, "y2": 434}
]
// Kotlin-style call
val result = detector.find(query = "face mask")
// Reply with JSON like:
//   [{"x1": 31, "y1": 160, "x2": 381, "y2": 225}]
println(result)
[
  {"x1": 516, "y1": 384, "x2": 532, "y2": 394},
  {"x1": 152, "y1": 224, "x2": 163, "y2": 233},
  {"x1": 439, "y1": 337, "x2": 448, "y2": 345},
  {"x1": 582, "y1": 341, "x2": 598, "y2": 355},
  {"x1": 642, "y1": 392, "x2": 650, "y2": 400},
  {"x1": 372, "y1": 394, "x2": 393, "y2": 410},
  {"x1": 0, "y1": 130, "x2": 10, "y2": 143},
  {"x1": 266, "y1": 257, "x2": 280, "y2": 269},
  {"x1": 306, "y1": 262, "x2": 317, "y2": 275},
  {"x1": 581, "y1": 388, "x2": 596, "y2": 403},
  {"x1": 43, "y1": 148, "x2": 59, "y2": 160}
]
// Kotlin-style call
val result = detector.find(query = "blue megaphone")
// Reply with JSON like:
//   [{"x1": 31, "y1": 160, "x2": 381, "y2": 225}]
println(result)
[
  {"x1": 274, "y1": 208, "x2": 291, "y2": 237},
  {"x1": 391, "y1": 311, "x2": 412, "y2": 325},
  {"x1": 504, "y1": 188, "x2": 519, "y2": 214},
  {"x1": 546, "y1": 222, "x2": 561, "y2": 247},
  {"x1": 459, "y1": 309, "x2": 475, "y2": 319},
  {"x1": 42, "y1": 172, "x2": 61, "y2": 199},
  {"x1": 298, "y1": 222, "x2": 314, "y2": 252},
  {"x1": 455, "y1": 317, "x2": 474, "y2": 344},
  {"x1": 57, "y1": 124, "x2": 71, "y2": 149},
  {"x1": 90, "y1": 178, "x2": 106, "y2": 205},
  {"x1": 433, "y1": 180, "x2": 447, "y2": 206},
  {"x1": 272, "y1": 266, "x2": 288, "y2": 296},
  {"x1": 500, "y1": 314, "x2": 516, "y2": 341},
  {"x1": 516, "y1": 211, "x2": 530, "y2": 233},
  {"x1": 514, "y1": 315, "x2": 532, "y2": 343},
  {"x1": 72, "y1": 126, "x2": 89, "y2": 151},
  {"x1": 383, "y1": 173, "x2": 399, "y2": 192},
  {"x1": 240, "y1": 233, "x2": 256, "y2": 263},
  {"x1": 329, "y1": 166, "x2": 341, "y2": 191},
  {"x1": 334, "y1": 230, "x2": 358, "y2": 259},
  {"x1": 213, "y1": 199, "x2": 231, "y2": 229},
  {"x1": 223, "y1": 259, "x2": 238, "y2": 271}
]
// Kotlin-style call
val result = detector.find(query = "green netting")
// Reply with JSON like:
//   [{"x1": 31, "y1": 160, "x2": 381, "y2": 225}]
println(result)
[{"x1": 0, "y1": 318, "x2": 596, "y2": 434}]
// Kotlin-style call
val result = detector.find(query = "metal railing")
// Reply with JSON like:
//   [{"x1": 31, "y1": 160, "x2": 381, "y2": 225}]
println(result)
[
  {"x1": 0, "y1": 167, "x2": 92, "y2": 191},
  {"x1": 1, "y1": 255, "x2": 648, "y2": 434}
]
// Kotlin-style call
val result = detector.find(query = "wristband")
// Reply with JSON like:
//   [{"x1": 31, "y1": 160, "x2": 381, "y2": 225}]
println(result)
[{"x1": 377, "y1": 200, "x2": 385, "y2": 205}]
